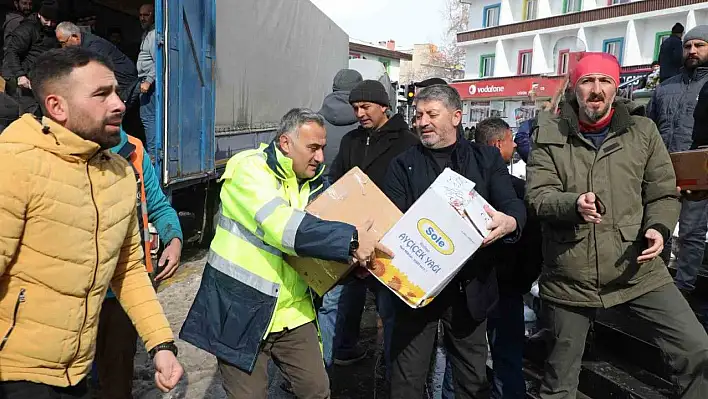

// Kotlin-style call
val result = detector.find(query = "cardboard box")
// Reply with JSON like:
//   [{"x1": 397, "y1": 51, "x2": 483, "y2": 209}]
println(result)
[
  {"x1": 285, "y1": 167, "x2": 403, "y2": 296},
  {"x1": 671, "y1": 149, "x2": 708, "y2": 191},
  {"x1": 370, "y1": 168, "x2": 494, "y2": 308}
]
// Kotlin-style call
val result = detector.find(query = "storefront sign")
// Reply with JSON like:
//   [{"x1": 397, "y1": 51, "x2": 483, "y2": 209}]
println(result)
[{"x1": 451, "y1": 76, "x2": 565, "y2": 100}]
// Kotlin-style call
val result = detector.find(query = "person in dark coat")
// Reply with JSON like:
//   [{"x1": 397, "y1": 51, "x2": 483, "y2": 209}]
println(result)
[
  {"x1": 383, "y1": 84, "x2": 526, "y2": 398},
  {"x1": 318, "y1": 79, "x2": 418, "y2": 371},
  {"x1": 649, "y1": 25, "x2": 708, "y2": 295},
  {"x1": 55, "y1": 21, "x2": 138, "y2": 103},
  {"x1": 659, "y1": 23, "x2": 685, "y2": 82},
  {"x1": 475, "y1": 117, "x2": 542, "y2": 399},
  {"x1": 318, "y1": 69, "x2": 362, "y2": 167},
  {"x1": 0, "y1": 92, "x2": 19, "y2": 131},
  {"x1": 3, "y1": 0, "x2": 33, "y2": 55},
  {"x1": 3, "y1": 1, "x2": 59, "y2": 116}
]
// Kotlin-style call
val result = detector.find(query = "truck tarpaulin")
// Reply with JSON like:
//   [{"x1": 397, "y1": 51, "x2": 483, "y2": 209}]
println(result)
[{"x1": 215, "y1": 0, "x2": 349, "y2": 132}]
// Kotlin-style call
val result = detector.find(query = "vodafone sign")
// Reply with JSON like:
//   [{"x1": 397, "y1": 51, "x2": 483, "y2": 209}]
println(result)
[
  {"x1": 468, "y1": 84, "x2": 505, "y2": 96},
  {"x1": 452, "y1": 76, "x2": 564, "y2": 100}
]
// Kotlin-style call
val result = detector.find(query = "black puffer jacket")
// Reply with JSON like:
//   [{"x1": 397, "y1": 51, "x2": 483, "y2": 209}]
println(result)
[
  {"x1": 328, "y1": 113, "x2": 418, "y2": 189},
  {"x1": 3, "y1": 14, "x2": 58, "y2": 79}
]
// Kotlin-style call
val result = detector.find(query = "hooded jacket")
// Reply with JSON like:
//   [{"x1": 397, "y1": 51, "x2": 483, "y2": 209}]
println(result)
[
  {"x1": 0, "y1": 115, "x2": 173, "y2": 386},
  {"x1": 319, "y1": 91, "x2": 359, "y2": 165},
  {"x1": 328, "y1": 113, "x2": 418, "y2": 188}
]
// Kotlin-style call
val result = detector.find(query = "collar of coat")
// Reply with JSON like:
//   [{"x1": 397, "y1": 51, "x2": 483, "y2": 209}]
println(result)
[
  {"x1": 0, "y1": 114, "x2": 103, "y2": 160},
  {"x1": 535, "y1": 98, "x2": 640, "y2": 146},
  {"x1": 263, "y1": 139, "x2": 324, "y2": 184}
]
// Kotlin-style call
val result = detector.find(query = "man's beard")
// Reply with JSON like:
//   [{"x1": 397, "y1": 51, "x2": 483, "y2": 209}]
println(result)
[
  {"x1": 579, "y1": 93, "x2": 613, "y2": 123},
  {"x1": 66, "y1": 116, "x2": 123, "y2": 150},
  {"x1": 685, "y1": 56, "x2": 708, "y2": 71}
]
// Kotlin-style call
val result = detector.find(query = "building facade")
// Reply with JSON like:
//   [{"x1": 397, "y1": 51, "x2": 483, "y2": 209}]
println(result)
[
  {"x1": 349, "y1": 39, "x2": 413, "y2": 83},
  {"x1": 458, "y1": 0, "x2": 707, "y2": 79},
  {"x1": 453, "y1": 0, "x2": 707, "y2": 128}
]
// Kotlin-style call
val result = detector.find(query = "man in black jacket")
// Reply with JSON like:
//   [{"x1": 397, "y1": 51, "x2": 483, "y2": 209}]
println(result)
[
  {"x1": 3, "y1": 1, "x2": 59, "y2": 116},
  {"x1": 475, "y1": 117, "x2": 542, "y2": 399},
  {"x1": 318, "y1": 79, "x2": 418, "y2": 372},
  {"x1": 383, "y1": 84, "x2": 526, "y2": 398},
  {"x1": 55, "y1": 21, "x2": 138, "y2": 103},
  {"x1": 659, "y1": 23, "x2": 685, "y2": 83}
]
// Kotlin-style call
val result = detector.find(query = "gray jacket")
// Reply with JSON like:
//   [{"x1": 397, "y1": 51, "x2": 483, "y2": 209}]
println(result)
[
  {"x1": 137, "y1": 27, "x2": 156, "y2": 84},
  {"x1": 648, "y1": 67, "x2": 708, "y2": 152},
  {"x1": 318, "y1": 91, "x2": 359, "y2": 166}
]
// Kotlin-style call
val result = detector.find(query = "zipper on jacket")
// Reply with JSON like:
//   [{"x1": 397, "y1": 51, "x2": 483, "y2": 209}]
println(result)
[
  {"x1": 66, "y1": 156, "x2": 101, "y2": 384},
  {"x1": 0, "y1": 288, "x2": 25, "y2": 351},
  {"x1": 364, "y1": 135, "x2": 370, "y2": 162}
]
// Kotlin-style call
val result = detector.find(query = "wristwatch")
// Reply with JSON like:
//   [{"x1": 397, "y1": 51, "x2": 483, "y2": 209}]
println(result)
[
  {"x1": 149, "y1": 341, "x2": 178, "y2": 359},
  {"x1": 349, "y1": 229, "x2": 359, "y2": 255}
]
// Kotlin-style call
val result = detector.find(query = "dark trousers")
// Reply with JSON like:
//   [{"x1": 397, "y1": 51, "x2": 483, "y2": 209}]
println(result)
[
  {"x1": 94, "y1": 297, "x2": 139, "y2": 399},
  {"x1": 390, "y1": 287, "x2": 490, "y2": 399},
  {"x1": 541, "y1": 283, "x2": 708, "y2": 399},
  {"x1": 218, "y1": 322, "x2": 330, "y2": 399},
  {"x1": 0, "y1": 379, "x2": 89, "y2": 399},
  {"x1": 487, "y1": 293, "x2": 526, "y2": 399}
]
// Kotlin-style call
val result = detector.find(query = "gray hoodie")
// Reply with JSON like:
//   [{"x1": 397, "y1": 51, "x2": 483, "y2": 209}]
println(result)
[{"x1": 319, "y1": 91, "x2": 359, "y2": 165}]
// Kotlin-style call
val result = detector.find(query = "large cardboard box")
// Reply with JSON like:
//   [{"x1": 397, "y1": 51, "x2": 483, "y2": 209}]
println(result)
[
  {"x1": 370, "y1": 168, "x2": 495, "y2": 308},
  {"x1": 671, "y1": 149, "x2": 708, "y2": 191},
  {"x1": 286, "y1": 167, "x2": 402, "y2": 296}
]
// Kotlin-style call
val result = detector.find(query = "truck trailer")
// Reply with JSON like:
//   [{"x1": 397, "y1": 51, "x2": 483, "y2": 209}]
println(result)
[{"x1": 88, "y1": 0, "x2": 349, "y2": 245}]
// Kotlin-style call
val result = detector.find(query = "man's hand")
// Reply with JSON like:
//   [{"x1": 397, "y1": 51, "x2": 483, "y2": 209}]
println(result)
[
  {"x1": 637, "y1": 229, "x2": 664, "y2": 264},
  {"x1": 155, "y1": 238, "x2": 182, "y2": 281},
  {"x1": 153, "y1": 350, "x2": 183, "y2": 392},
  {"x1": 17, "y1": 76, "x2": 30, "y2": 90},
  {"x1": 482, "y1": 205, "x2": 518, "y2": 247},
  {"x1": 140, "y1": 81, "x2": 152, "y2": 93},
  {"x1": 353, "y1": 219, "x2": 394, "y2": 266},
  {"x1": 577, "y1": 192, "x2": 602, "y2": 224},
  {"x1": 677, "y1": 186, "x2": 708, "y2": 202}
]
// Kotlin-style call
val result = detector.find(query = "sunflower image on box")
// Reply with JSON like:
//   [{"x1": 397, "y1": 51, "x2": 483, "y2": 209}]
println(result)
[{"x1": 374, "y1": 168, "x2": 491, "y2": 308}]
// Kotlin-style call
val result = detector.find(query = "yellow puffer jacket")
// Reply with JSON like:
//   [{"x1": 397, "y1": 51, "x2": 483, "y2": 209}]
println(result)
[{"x1": 0, "y1": 115, "x2": 174, "y2": 387}]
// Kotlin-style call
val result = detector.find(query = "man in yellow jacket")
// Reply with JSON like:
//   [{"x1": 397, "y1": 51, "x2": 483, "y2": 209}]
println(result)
[{"x1": 0, "y1": 47, "x2": 183, "y2": 398}]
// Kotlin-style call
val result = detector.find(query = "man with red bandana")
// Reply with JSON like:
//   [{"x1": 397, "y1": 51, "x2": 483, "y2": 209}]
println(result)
[{"x1": 526, "y1": 53, "x2": 708, "y2": 399}]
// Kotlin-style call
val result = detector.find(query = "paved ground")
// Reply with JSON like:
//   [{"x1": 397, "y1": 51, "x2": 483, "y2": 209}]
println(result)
[{"x1": 130, "y1": 248, "x2": 394, "y2": 399}]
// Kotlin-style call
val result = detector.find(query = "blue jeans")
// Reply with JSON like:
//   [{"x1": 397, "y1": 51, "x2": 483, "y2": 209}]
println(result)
[
  {"x1": 139, "y1": 87, "x2": 156, "y2": 160},
  {"x1": 674, "y1": 198, "x2": 708, "y2": 292},
  {"x1": 487, "y1": 294, "x2": 526, "y2": 399},
  {"x1": 318, "y1": 275, "x2": 395, "y2": 369}
]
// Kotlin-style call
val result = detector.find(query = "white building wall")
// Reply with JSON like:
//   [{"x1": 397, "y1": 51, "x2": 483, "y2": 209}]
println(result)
[
  {"x1": 468, "y1": 0, "x2": 505, "y2": 30},
  {"x1": 464, "y1": 43, "x2": 496, "y2": 79},
  {"x1": 459, "y1": 1, "x2": 708, "y2": 78},
  {"x1": 537, "y1": 0, "x2": 552, "y2": 19},
  {"x1": 584, "y1": 22, "x2": 627, "y2": 57},
  {"x1": 508, "y1": 0, "x2": 524, "y2": 22},
  {"x1": 502, "y1": 37, "x2": 536, "y2": 75}
]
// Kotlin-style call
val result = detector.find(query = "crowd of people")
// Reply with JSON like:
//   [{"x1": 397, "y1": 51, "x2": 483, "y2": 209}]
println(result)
[{"x1": 0, "y1": 2, "x2": 708, "y2": 398}]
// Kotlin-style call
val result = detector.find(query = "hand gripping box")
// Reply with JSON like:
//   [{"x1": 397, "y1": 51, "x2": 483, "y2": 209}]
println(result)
[
  {"x1": 370, "y1": 168, "x2": 495, "y2": 308},
  {"x1": 285, "y1": 167, "x2": 403, "y2": 297}
]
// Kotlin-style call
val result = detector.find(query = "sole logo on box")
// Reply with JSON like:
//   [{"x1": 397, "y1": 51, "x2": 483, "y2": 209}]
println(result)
[{"x1": 417, "y1": 218, "x2": 454, "y2": 255}]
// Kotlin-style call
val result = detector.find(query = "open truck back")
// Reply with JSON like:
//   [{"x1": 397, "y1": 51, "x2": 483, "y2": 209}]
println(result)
[{"x1": 88, "y1": 0, "x2": 348, "y2": 243}]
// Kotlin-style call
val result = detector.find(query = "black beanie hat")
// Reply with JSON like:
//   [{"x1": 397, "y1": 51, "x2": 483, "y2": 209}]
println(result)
[
  {"x1": 672, "y1": 23, "x2": 685, "y2": 34},
  {"x1": 39, "y1": 1, "x2": 60, "y2": 22},
  {"x1": 349, "y1": 80, "x2": 389, "y2": 107}
]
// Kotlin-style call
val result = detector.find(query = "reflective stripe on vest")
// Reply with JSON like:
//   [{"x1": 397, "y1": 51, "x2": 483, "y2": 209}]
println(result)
[{"x1": 126, "y1": 135, "x2": 154, "y2": 273}]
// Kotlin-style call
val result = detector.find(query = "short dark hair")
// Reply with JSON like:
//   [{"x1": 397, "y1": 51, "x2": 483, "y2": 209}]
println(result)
[
  {"x1": 30, "y1": 47, "x2": 115, "y2": 112},
  {"x1": 651, "y1": 60, "x2": 660, "y2": 67},
  {"x1": 672, "y1": 23, "x2": 684, "y2": 34},
  {"x1": 475, "y1": 117, "x2": 510, "y2": 144},
  {"x1": 415, "y1": 84, "x2": 462, "y2": 112}
]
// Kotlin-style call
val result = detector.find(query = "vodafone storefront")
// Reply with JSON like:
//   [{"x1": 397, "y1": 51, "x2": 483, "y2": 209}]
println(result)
[{"x1": 450, "y1": 76, "x2": 564, "y2": 129}]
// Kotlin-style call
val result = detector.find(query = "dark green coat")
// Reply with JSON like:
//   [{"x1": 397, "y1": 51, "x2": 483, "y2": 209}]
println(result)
[{"x1": 526, "y1": 100, "x2": 680, "y2": 308}]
